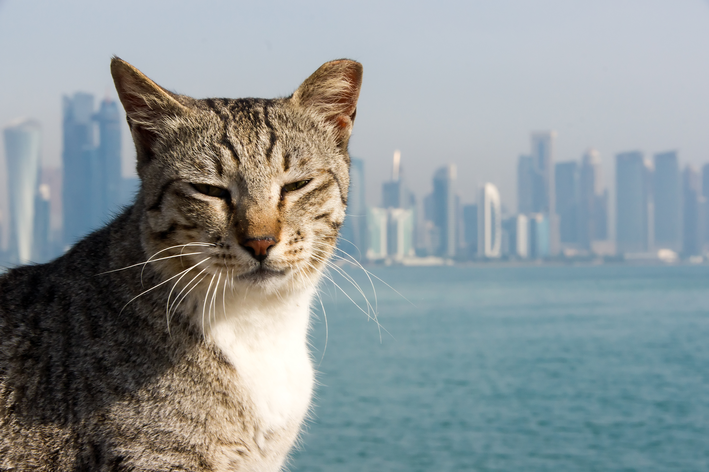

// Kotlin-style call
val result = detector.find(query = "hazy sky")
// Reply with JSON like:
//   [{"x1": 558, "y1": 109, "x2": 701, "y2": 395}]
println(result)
[{"x1": 2, "y1": 0, "x2": 709, "y2": 210}]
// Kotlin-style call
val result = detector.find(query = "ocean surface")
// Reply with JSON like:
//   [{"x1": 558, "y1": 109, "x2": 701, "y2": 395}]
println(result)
[{"x1": 289, "y1": 265, "x2": 709, "y2": 472}]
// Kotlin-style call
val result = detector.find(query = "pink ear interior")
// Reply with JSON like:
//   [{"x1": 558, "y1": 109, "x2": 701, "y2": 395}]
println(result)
[{"x1": 293, "y1": 59, "x2": 363, "y2": 143}]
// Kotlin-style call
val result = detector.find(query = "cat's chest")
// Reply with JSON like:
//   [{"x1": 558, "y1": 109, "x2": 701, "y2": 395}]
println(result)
[{"x1": 205, "y1": 296, "x2": 314, "y2": 437}]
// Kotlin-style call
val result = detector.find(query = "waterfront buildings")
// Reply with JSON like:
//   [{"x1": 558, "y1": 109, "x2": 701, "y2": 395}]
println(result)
[
  {"x1": 653, "y1": 151, "x2": 681, "y2": 251},
  {"x1": 478, "y1": 183, "x2": 501, "y2": 258},
  {"x1": 682, "y1": 165, "x2": 703, "y2": 256},
  {"x1": 431, "y1": 164, "x2": 457, "y2": 258},
  {"x1": 366, "y1": 207, "x2": 388, "y2": 260},
  {"x1": 340, "y1": 157, "x2": 367, "y2": 260},
  {"x1": 94, "y1": 97, "x2": 123, "y2": 218},
  {"x1": 514, "y1": 214, "x2": 529, "y2": 258},
  {"x1": 616, "y1": 151, "x2": 653, "y2": 254},
  {"x1": 382, "y1": 150, "x2": 410, "y2": 209},
  {"x1": 517, "y1": 132, "x2": 559, "y2": 255},
  {"x1": 578, "y1": 149, "x2": 607, "y2": 249},
  {"x1": 462, "y1": 204, "x2": 478, "y2": 259},
  {"x1": 62, "y1": 93, "x2": 124, "y2": 249},
  {"x1": 555, "y1": 161, "x2": 578, "y2": 246},
  {"x1": 62, "y1": 92, "x2": 95, "y2": 247},
  {"x1": 3, "y1": 119, "x2": 41, "y2": 264},
  {"x1": 517, "y1": 155, "x2": 534, "y2": 215},
  {"x1": 366, "y1": 151, "x2": 416, "y2": 262},
  {"x1": 529, "y1": 213, "x2": 550, "y2": 259}
]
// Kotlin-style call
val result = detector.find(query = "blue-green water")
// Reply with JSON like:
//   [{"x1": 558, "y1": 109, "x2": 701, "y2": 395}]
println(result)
[{"x1": 290, "y1": 265, "x2": 709, "y2": 472}]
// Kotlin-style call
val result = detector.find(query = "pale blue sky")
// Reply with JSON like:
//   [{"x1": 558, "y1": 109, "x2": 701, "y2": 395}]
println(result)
[{"x1": 2, "y1": 0, "x2": 709, "y2": 209}]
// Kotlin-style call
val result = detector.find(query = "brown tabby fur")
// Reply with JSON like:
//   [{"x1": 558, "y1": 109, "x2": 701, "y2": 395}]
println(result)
[{"x1": 0, "y1": 57, "x2": 362, "y2": 471}]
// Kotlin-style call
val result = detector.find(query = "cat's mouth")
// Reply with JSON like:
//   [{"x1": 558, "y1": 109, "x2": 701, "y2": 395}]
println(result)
[{"x1": 240, "y1": 265, "x2": 287, "y2": 283}]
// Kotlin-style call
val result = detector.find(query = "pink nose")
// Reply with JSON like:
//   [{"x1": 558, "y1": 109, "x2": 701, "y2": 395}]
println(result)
[{"x1": 241, "y1": 238, "x2": 276, "y2": 262}]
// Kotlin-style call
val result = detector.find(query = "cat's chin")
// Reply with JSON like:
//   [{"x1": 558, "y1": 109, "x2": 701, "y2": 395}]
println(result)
[{"x1": 237, "y1": 266, "x2": 289, "y2": 289}]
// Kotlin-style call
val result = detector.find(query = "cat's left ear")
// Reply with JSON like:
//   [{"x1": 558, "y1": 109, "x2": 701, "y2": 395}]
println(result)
[{"x1": 291, "y1": 59, "x2": 363, "y2": 147}]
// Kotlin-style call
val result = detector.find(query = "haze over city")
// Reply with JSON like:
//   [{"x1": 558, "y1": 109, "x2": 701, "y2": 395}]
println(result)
[{"x1": 2, "y1": 0, "x2": 709, "y2": 212}]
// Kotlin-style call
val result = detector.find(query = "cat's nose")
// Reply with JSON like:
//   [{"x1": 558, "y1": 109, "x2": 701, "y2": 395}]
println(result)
[{"x1": 240, "y1": 237, "x2": 277, "y2": 262}]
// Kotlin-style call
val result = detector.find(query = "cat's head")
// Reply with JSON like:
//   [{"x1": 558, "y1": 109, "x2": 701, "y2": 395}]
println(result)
[{"x1": 111, "y1": 58, "x2": 362, "y2": 296}]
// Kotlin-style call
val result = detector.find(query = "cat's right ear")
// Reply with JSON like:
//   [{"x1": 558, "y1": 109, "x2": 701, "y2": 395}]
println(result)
[{"x1": 110, "y1": 56, "x2": 190, "y2": 166}]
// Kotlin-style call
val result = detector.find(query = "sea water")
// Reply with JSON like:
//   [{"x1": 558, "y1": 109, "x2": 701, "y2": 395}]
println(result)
[{"x1": 290, "y1": 265, "x2": 709, "y2": 472}]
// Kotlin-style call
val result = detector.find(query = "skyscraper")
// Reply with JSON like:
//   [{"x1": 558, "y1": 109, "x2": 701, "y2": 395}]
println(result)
[
  {"x1": 527, "y1": 131, "x2": 559, "y2": 255},
  {"x1": 529, "y1": 213, "x2": 550, "y2": 259},
  {"x1": 653, "y1": 151, "x2": 681, "y2": 251},
  {"x1": 555, "y1": 161, "x2": 578, "y2": 245},
  {"x1": 462, "y1": 204, "x2": 478, "y2": 259},
  {"x1": 702, "y1": 163, "x2": 709, "y2": 251},
  {"x1": 366, "y1": 207, "x2": 387, "y2": 260},
  {"x1": 682, "y1": 165, "x2": 703, "y2": 256},
  {"x1": 514, "y1": 214, "x2": 529, "y2": 258},
  {"x1": 3, "y1": 119, "x2": 41, "y2": 265},
  {"x1": 517, "y1": 155, "x2": 534, "y2": 214},
  {"x1": 382, "y1": 150, "x2": 409, "y2": 209},
  {"x1": 62, "y1": 92, "x2": 95, "y2": 247},
  {"x1": 530, "y1": 131, "x2": 556, "y2": 215},
  {"x1": 616, "y1": 151, "x2": 653, "y2": 254},
  {"x1": 386, "y1": 208, "x2": 415, "y2": 260},
  {"x1": 431, "y1": 164, "x2": 457, "y2": 258},
  {"x1": 578, "y1": 149, "x2": 607, "y2": 249},
  {"x1": 93, "y1": 97, "x2": 123, "y2": 217},
  {"x1": 33, "y1": 184, "x2": 51, "y2": 263},
  {"x1": 340, "y1": 157, "x2": 367, "y2": 260},
  {"x1": 477, "y1": 183, "x2": 501, "y2": 258}
]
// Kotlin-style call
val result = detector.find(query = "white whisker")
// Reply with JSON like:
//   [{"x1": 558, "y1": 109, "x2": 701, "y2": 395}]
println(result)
[
  {"x1": 169, "y1": 270, "x2": 209, "y2": 326},
  {"x1": 119, "y1": 257, "x2": 211, "y2": 316},
  {"x1": 98, "y1": 251, "x2": 205, "y2": 276},
  {"x1": 202, "y1": 273, "x2": 217, "y2": 338}
]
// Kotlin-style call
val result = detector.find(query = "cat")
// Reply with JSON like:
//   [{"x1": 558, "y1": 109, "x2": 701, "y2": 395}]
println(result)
[{"x1": 0, "y1": 56, "x2": 362, "y2": 471}]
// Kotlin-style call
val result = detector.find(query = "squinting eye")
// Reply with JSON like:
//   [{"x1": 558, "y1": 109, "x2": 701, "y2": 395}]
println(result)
[
  {"x1": 282, "y1": 179, "x2": 311, "y2": 194},
  {"x1": 191, "y1": 183, "x2": 229, "y2": 199}
]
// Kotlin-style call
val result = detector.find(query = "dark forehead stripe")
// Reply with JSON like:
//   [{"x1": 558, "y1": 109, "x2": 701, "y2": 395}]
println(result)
[
  {"x1": 262, "y1": 102, "x2": 278, "y2": 163},
  {"x1": 147, "y1": 178, "x2": 179, "y2": 212},
  {"x1": 326, "y1": 169, "x2": 347, "y2": 205},
  {"x1": 205, "y1": 98, "x2": 240, "y2": 166}
]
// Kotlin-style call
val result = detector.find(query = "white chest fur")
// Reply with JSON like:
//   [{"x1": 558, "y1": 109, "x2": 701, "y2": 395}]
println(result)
[{"x1": 205, "y1": 288, "x2": 315, "y2": 438}]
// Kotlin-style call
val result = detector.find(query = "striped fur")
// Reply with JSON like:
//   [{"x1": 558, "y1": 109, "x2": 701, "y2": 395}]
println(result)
[{"x1": 0, "y1": 58, "x2": 362, "y2": 471}]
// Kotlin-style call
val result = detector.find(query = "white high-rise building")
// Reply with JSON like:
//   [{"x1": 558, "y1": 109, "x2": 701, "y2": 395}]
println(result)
[
  {"x1": 478, "y1": 183, "x2": 502, "y2": 258},
  {"x1": 515, "y1": 214, "x2": 529, "y2": 259},
  {"x1": 387, "y1": 208, "x2": 415, "y2": 260},
  {"x1": 366, "y1": 207, "x2": 388, "y2": 260},
  {"x1": 3, "y1": 119, "x2": 41, "y2": 265}
]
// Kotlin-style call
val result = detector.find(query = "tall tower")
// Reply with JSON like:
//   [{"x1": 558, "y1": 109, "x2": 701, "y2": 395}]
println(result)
[
  {"x1": 3, "y1": 119, "x2": 41, "y2": 265},
  {"x1": 93, "y1": 97, "x2": 123, "y2": 216},
  {"x1": 702, "y1": 163, "x2": 709, "y2": 251},
  {"x1": 653, "y1": 151, "x2": 681, "y2": 251},
  {"x1": 340, "y1": 157, "x2": 367, "y2": 260},
  {"x1": 530, "y1": 131, "x2": 556, "y2": 215},
  {"x1": 382, "y1": 150, "x2": 408, "y2": 209},
  {"x1": 62, "y1": 92, "x2": 95, "y2": 248},
  {"x1": 682, "y1": 165, "x2": 703, "y2": 256},
  {"x1": 517, "y1": 155, "x2": 534, "y2": 214},
  {"x1": 530, "y1": 131, "x2": 559, "y2": 255},
  {"x1": 478, "y1": 183, "x2": 501, "y2": 258},
  {"x1": 555, "y1": 161, "x2": 578, "y2": 245},
  {"x1": 578, "y1": 149, "x2": 607, "y2": 249},
  {"x1": 616, "y1": 151, "x2": 653, "y2": 254},
  {"x1": 432, "y1": 164, "x2": 457, "y2": 258}
]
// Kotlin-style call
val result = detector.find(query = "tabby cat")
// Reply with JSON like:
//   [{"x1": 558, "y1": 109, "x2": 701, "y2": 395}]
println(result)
[{"x1": 0, "y1": 57, "x2": 362, "y2": 471}]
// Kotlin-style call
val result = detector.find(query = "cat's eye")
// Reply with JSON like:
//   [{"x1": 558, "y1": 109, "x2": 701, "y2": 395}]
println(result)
[
  {"x1": 191, "y1": 183, "x2": 229, "y2": 199},
  {"x1": 282, "y1": 180, "x2": 311, "y2": 194}
]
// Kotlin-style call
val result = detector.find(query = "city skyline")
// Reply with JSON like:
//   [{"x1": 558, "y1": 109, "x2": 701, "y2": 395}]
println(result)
[
  {"x1": 4, "y1": 105, "x2": 709, "y2": 263},
  {"x1": 2, "y1": 1, "x2": 709, "y2": 211}
]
